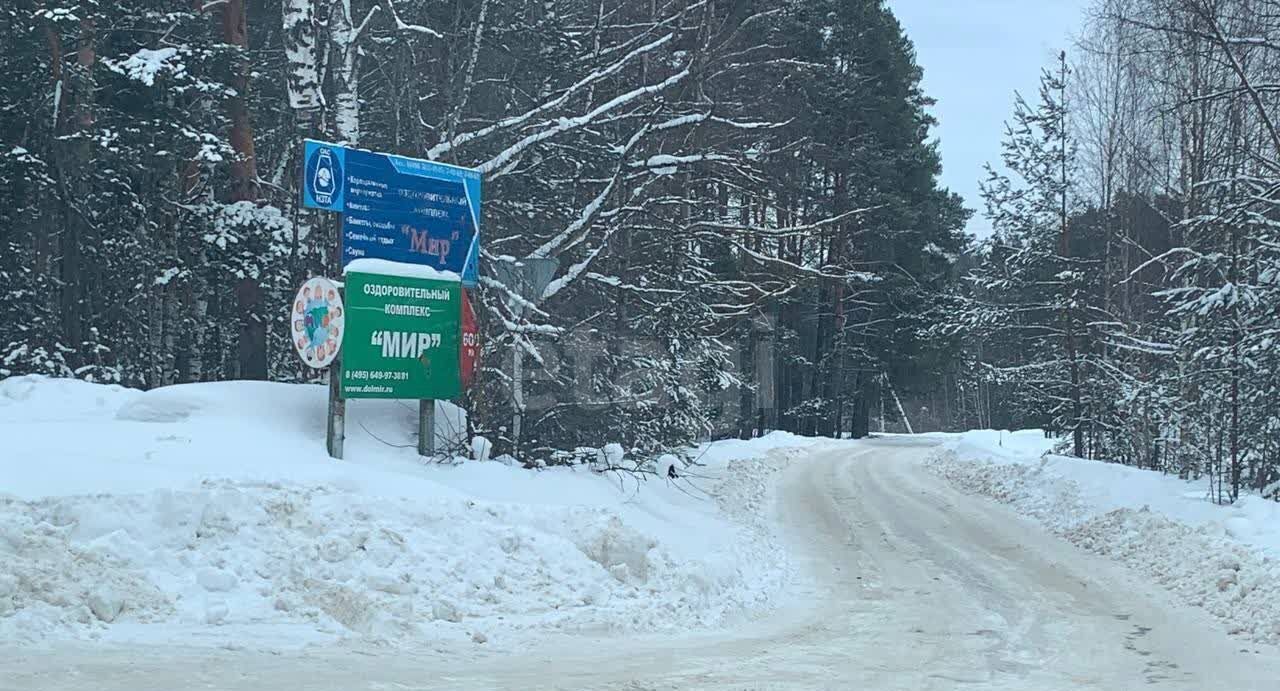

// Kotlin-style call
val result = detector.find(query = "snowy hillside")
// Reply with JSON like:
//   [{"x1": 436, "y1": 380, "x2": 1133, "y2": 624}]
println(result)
[
  {"x1": 925, "y1": 431, "x2": 1280, "y2": 644},
  {"x1": 0, "y1": 376, "x2": 822, "y2": 650}
]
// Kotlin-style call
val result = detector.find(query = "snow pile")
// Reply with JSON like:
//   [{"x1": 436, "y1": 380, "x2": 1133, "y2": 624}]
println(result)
[
  {"x1": 926, "y1": 430, "x2": 1280, "y2": 644},
  {"x1": 0, "y1": 375, "x2": 809, "y2": 649},
  {"x1": 0, "y1": 495, "x2": 172, "y2": 634},
  {"x1": 0, "y1": 375, "x2": 137, "y2": 422},
  {"x1": 1066, "y1": 509, "x2": 1280, "y2": 642},
  {"x1": 694, "y1": 441, "x2": 812, "y2": 611},
  {"x1": 343, "y1": 257, "x2": 461, "y2": 283},
  {"x1": 0, "y1": 481, "x2": 772, "y2": 646},
  {"x1": 470, "y1": 435, "x2": 493, "y2": 462}
]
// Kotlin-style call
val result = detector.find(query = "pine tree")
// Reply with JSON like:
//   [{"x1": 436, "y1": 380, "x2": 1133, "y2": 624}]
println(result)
[
  {"x1": 0, "y1": 0, "x2": 970, "y2": 456},
  {"x1": 963, "y1": 53, "x2": 1107, "y2": 457}
]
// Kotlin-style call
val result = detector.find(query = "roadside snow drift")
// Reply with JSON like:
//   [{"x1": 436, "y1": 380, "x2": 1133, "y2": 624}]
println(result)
[
  {"x1": 0, "y1": 375, "x2": 819, "y2": 649},
  {"x1": 925, "y1": 430, "x2": 1280, "y2": 644}
]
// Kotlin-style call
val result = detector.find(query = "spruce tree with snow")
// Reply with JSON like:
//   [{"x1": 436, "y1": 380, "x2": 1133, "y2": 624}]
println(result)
[{"x1": 961, "y1": 53, "x2": 1106, "y2": 458}]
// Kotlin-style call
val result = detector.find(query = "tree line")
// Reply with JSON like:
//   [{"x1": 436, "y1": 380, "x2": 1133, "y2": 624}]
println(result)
[
  {"x1": 0, "y1": 0, "x2": 966, "y2": 458},
  {"x1": 954, "y1": 0, "x2": 1280, "y2": 502}
]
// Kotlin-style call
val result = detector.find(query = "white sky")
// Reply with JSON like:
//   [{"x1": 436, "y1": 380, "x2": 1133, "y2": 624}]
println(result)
[{"x1": 888, "y1": 0, "x2": 1091, "y2": 238}]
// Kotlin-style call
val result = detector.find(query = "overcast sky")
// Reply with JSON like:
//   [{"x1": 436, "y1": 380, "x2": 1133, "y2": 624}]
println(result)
[{"x1": 888, "y1": 0, "x2": 1092, "y2": 239}]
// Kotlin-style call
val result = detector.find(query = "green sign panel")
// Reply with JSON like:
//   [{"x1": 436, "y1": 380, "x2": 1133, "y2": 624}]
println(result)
[{"x1": 342, "y1": 271, "x2": 462, "y2": 400}]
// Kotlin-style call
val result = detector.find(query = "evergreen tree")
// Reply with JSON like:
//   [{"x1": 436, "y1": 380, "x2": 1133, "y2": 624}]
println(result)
[
  {"x1": 962, "y1": 53, "x2": 1105, "y2": 457},
  {"x1": 0, "y1": 0, "x2": 968, "y2": 456}
]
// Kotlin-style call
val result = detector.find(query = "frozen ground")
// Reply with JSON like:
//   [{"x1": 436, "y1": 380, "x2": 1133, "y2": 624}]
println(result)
[
  {"x1": 0, "y1": 375, "x2": 821, "y2": 650},
  {"x1": 7, "y1": 383, "x2": 1280, "y2": 689},
  {"x1": 925, "y1": 430, "x2": 1280, "y2": 645},
  {"x1": 8, "y1": 438, "x2": 1280, "y2": 690}
]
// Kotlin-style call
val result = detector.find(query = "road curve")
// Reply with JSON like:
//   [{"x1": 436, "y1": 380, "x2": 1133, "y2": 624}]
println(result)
[{"x1": 7, "y1": 438, "x2": 1280, "y2": 690}]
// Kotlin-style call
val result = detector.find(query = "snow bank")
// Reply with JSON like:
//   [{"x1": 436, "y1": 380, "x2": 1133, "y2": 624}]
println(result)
[
  {"x1": 0, "y1": 375, "x2": 810, "y2": 649},
  {"x1": 925, "y1": 430, "x2": 1280, "y2": 644},
  {"x1": 0, "y1": 375, "x2": 138, "y2": 423}
]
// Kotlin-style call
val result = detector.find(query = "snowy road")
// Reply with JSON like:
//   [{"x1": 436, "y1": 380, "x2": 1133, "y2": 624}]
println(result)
[{"x1": 7, "y1": 438, "x2": 1280, "y2": 690}]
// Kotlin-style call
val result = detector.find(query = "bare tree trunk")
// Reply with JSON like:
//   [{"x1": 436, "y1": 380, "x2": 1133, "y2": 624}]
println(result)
[
  {"x1": 1056, "y1": 51, "x2": 1085, "y2": 458},
  {"x1": 39, "y1": 12, "x2": 98, "y2": 376},
  {"x1": 1229, "y1": 211, "x2": 1242, "y2": 501},
  {"x1": 222, "y1": 0, "x2": 258, "y2": 202},
  {"x1": 283, "y1": 0, "x2": 321, "y2": 110},
  {"x1": 219, "y1": 0, "x2": 266, "y2": 379},
  {"x1": 331, "y1": 0, "x2": 365, "y2": 145}
]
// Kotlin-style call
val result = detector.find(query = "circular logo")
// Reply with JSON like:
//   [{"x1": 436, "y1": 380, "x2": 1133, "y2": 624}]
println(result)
[
  {"x1": 291, "y1": 277, "x2": 344, "y2": 369},
  {"x1": 306, "y1": 146, "x2": 343, "y2": 208}
]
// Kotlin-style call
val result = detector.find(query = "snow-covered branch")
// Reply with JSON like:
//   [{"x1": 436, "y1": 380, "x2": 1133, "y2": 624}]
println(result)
[
  {"x1": 379, "y1": 0, "x2": 442, "y2": 38},
  {"x1": 478, "y1": 67, "x2": 691, "y2": 175},
  {"x1": 428, "y1": 33, "x2": 676, "y2": 160}
]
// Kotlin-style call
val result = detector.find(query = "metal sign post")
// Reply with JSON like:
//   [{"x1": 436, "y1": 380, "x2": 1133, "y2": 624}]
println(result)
[
  {"x1": 327, "y1": 215, "x2": 346, "y2": 461},
  {"x1": 419, "y1": 399, "x2": 436, "y2": 456},
  {"x1": 327, "y1": 366, "x2": 345, "y2": 459}
]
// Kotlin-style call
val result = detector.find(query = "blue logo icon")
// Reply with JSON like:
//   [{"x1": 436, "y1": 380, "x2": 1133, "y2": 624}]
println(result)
[{"x1": 304, "y1": 142, "x2": 344, "y2": 210}]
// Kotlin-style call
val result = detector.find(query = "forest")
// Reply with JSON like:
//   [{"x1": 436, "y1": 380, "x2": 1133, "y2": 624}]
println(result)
[
  {"x1": 0, "y1": 0, "x2": 966, "y2": 456},
  {"x1": 2, "y1": 0, "x2": 1279, "y2": 503},
  {"x1": 959, "y1": 0, "x2": 1280, "y2": 502}
]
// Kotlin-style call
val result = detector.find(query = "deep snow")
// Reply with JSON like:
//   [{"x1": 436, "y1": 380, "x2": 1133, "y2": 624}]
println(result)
[
  {"x1": 343, "y1": 257, "x2": 462, "y2": 282},
  {"x1": 0, "y1": 375, "x2": 825, "y2": 650},
  {"x1": 925, "y1": 430, "x2": 1280, "y2": 644}
]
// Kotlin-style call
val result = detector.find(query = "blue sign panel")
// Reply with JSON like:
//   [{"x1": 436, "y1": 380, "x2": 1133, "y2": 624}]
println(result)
[
  {"x1": 302, "y1": 139, "x2": 481, "y2": 284},
  {"x1": 303, "y1": 141, "x2": 346, "y2": 210}
]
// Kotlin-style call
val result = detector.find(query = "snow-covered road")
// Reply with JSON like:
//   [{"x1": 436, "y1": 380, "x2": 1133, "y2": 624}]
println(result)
[{"x1": 7, "y1": 437, "x2": 1280, "y2": 690}]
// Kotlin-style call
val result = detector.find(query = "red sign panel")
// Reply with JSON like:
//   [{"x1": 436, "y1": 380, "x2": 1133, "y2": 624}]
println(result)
[{"x1": 460, "y1": 288, "x2": 480, "y2": 389}]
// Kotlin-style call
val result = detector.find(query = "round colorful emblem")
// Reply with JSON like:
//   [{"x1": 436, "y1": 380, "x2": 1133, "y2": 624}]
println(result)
[{"x1": 291, "y1": 277, "x2": 344, "y2": 368}]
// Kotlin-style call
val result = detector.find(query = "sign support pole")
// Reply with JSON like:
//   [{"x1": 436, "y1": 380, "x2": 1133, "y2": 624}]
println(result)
[
  {"x1": 327, "y1": 363, "x2": 345, "y2": 459},
  {"x1": 419, "y1": 399, "x2": 436, "y2": 457},
  {"x1": 512, "y1": 342, "x2": 523, "y2": 459},
  {"x1": 326, "y1": 216, "x2": 346, "y2": 460}
]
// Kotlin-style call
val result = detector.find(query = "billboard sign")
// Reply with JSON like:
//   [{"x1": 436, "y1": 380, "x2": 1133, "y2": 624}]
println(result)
[
  {"x1": 302, "y1": 140, "x2": 480, "y2": 285},
  {"x1": 341, "y1": 270, "x2": 462, "y2": 400}
]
